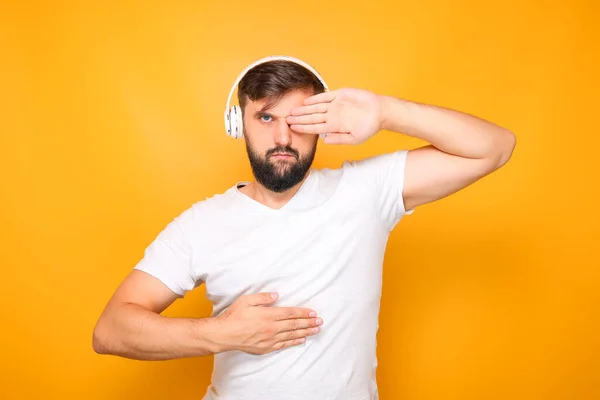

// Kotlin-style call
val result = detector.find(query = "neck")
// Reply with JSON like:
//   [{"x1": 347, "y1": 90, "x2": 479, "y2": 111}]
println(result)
[{"x1": 239, "y1": 172, "x2": 310, "y2": 210}]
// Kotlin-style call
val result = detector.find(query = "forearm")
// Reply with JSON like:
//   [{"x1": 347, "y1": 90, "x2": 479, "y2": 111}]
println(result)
[
  {"x1": 93, "y1": 302, "x2": 222, "y2": 360},
  {"x1": 380, "y1": 95, "x2": 515, "y2": 162}
]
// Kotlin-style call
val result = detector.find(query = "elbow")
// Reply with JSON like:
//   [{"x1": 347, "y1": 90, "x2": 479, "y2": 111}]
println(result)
[
  {"x1": 92, "y1": 319, "x2": 110, "y2": 355},
  {"x1": 493, "y1": 128, "x2": 516, "y2": 169}
]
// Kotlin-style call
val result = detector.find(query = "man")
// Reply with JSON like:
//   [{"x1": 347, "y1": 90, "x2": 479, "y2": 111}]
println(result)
[{"x1": 93, "y1": 58, "x2": 515, "y2": 399}]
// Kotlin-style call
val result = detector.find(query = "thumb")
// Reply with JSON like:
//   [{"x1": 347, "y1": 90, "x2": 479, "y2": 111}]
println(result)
[{"x1": 245, "y1": 292, "x2": 279, "y2": 306}]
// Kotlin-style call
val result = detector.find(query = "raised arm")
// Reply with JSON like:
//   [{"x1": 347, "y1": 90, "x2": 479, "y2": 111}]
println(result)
[
  {"x1": 287, "y1": 88, "x2": 516, "y2": 211},
  {"x1": 380, "y1": 96, "x2": 516, "y2": 210}
]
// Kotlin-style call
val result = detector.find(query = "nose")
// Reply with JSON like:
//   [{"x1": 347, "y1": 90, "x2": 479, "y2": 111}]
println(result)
[{"x1": 273, "y1": 119, "x2": 292, "y2": 147}]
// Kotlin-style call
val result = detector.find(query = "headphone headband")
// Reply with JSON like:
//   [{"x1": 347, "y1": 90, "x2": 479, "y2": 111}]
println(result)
[{"x1": 224, "y1": 55, "x2": 329, "y2": 138}]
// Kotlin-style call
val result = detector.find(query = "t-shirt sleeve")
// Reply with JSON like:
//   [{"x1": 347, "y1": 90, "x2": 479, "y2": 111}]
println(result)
[
  {"x1": 133, "y1": 208, "x2": 199, "y2": 297},
  {"x1": 348, "y1": 149, "x2": 414, "y2": 231}
]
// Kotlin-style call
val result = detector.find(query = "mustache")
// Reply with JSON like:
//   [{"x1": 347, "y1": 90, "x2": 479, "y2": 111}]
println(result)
[{"x1": 266, "y1": 146, "x2": 299, "y2": 160}]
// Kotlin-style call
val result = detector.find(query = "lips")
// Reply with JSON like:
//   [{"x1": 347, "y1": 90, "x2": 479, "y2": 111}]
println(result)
[{"x1": 271, "y1": 153, "x2": 295, "y2": 158}]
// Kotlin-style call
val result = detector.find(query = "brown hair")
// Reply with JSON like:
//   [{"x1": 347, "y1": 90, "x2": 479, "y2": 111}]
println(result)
[{"x1": 237, "y1": 60, "x2": 326, "y2": 114}]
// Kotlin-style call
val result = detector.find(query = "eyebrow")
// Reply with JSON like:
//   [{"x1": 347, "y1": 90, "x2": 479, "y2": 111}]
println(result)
[{"x1": 253, "y1": 110, "x2": 287, "y2": 119}]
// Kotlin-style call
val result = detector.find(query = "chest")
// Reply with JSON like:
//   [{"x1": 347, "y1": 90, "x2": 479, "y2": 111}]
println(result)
[{"x1": 194, "y1": 195, "x2": 389, "y2": 315}]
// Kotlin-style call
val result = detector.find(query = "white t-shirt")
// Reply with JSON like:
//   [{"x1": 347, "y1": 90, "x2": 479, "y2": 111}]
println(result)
[{"x1": 134, "y1": 150, "x2": 414, "y2": 400}]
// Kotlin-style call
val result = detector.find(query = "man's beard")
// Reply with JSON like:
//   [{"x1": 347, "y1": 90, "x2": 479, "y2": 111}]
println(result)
[{"x1": 245, "y1": 139, "x2": 317, "y2": 193}]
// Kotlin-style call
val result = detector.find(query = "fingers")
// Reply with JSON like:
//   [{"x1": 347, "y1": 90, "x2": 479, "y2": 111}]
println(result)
[
  {"x1": 273, "y1": 307, "x2": 317, "y2": 321},
  {"x1": 271, "y1": 337, "x2": 306, "y2": 351},
  {"x1": 323, "y1": 133, "x2": 355, "y2": 145},
  {"x1": 244, "y1": 292, "x2": 279, "y2": 306},
  {"x1": 275, "y1": 326, "x2": 321, "y2": 343},
  {"x1": 289, "y1": 123, "x2": 330, "y2": 135},
  {"x1": 286, "y1": 113, "x2": 327, "y2": 125},
  {"x1": 277, "y1": 316, "x2": 323, "y2": 333},
  {"x1": 289, "y1": 103, "x2": 329, "y2": 116},
  {"x1": 303, "y1": 90, "x2": 336, "y2": 105},
  {"x1": 270, "y1": 326, "x2": 321, "y2": 352},
  {"x1": 259, "y1": 322, "x2": 323, "y2": 354}
]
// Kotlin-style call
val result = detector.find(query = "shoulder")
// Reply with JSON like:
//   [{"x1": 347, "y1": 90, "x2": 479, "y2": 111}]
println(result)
[
  {"x1": 315, "y1": 150, "x2": 409, "y2": 189},
  {"x1": 307, "y1": 150, "x2": 409, "y2": 189},
  {"x1": 342, "y1": 150, "x2": 409, "y2": 173},
  {"x1": 193, "y1": 185, "x2": 240, "y2": 211},
  {"x1": 167, "y1": 185, "x2": 240, "y2": 233}
]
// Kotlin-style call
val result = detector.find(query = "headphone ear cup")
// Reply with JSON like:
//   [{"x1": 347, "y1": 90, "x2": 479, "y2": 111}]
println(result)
[
  {"x1": 228, "y1": 106, "x2": 239, "y2": 138},
  {"x1": 225, "y1": 109, "x2": 232, "y2": 137},
  {"x1": 234, "y1": 106, "x2": 243, "y2": 138}
]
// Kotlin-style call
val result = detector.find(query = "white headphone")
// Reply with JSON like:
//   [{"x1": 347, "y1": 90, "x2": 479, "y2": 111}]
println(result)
[{"x1": 224, "y1": 55, "x2": 329, "y2": 139}]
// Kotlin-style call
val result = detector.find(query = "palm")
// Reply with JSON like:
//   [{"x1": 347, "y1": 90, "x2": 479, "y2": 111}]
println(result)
[
  {"x1": 287, "y1": 88, "x2": 384, "y2": 145},
  {"x1": 327, "y1": 88, "x2": 383, "y2": 141}
]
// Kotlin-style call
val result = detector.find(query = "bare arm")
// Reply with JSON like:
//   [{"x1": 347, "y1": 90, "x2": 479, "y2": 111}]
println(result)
[
  {"x1": 92, "y1": 270, "x2": 322, "y2": 360},
  {"x1": 286, "y1": 88, "x2": 516, "y2": 211},
  {"x1": 381, "y1": 96, "x2": 516, "y2": 211},
  {"x1": 92, "y1": 270, "x2": 219, "y2": 360}
]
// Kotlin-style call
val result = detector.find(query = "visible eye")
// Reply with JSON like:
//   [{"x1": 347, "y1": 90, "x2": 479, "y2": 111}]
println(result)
[{"x1": 259, "y1": 114, "x2": 273, "y2": 123}]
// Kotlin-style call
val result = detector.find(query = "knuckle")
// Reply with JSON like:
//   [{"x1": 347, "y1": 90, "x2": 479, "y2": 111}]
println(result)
[
  {"x1": 263, "y1": 326, "x2": 274, "y2": 335},
  {"x1": 271, "y1": 343, "x2": 282, "y2": 352}
]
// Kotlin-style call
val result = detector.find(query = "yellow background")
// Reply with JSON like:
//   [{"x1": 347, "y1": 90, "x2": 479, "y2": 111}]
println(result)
[{"x1": 2, "y1": 1, "x2": 598, "y2": 399}]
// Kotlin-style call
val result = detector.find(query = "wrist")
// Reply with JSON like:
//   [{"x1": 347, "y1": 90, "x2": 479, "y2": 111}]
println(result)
[
  {"x1": 195, "y1": 316, "x2": 230, "y2": 355},
  {"x1": 380, "y1": 95, "x2": 411, "y2": 133}
]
